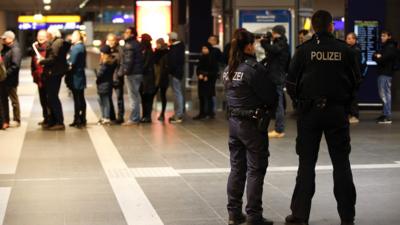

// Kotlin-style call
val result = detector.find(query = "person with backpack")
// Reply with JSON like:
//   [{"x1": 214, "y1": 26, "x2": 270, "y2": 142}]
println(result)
[
  {"x1": 373, "y1": 30, "x2": 398, "y2": 124},
  {"x1": 96, "y1": 45, "x2": 118, "y2": 125},
  {"x1": 261, "y1": 25, "x2": 290, "y2": 138}
]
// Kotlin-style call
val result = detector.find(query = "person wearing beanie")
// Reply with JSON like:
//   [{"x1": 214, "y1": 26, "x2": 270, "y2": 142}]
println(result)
[
  {"x1": 261, "y1": 25, "x2": 290, "y2": 138},
  {"x1": 96, "y1": 45, "x2": 118, "y2": 125}
]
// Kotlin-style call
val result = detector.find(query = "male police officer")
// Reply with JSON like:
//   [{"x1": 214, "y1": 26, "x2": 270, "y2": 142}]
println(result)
[{"x1": 285, "y1": 10, "x2": 360, "y2": 225}]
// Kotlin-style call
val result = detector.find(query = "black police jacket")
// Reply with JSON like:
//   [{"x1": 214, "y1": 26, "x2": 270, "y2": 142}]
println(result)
[
  {"x1": 286, "y1": 32, "x2": 361, "y2": 103},
  {"x1": 120, "y1": 37, "x2": 144, "y2": 76},
  {"x1": 223, "y1": 55, "x2": 278, "y2": 110},
  {"x1": 373, "y1": 39, "x2": 398, "y2": 76}
]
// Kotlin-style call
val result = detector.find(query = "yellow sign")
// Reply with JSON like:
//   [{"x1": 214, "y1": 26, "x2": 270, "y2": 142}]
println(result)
[{"x1": 18, "y1": 15, "x2": 81, "y2": 23}]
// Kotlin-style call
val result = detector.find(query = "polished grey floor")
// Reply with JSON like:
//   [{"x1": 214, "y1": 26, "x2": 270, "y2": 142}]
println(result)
[{"x1": 0, "y1": 66, "x2": 399, "y2": 225}]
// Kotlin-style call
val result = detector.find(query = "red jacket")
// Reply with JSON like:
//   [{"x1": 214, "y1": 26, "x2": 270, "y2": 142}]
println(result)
[{"x1": 31, "y1": 43, "x2": 47, "y2": 88}]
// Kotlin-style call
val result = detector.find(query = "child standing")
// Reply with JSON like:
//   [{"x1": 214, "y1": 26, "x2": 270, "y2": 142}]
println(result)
[{"x1": 96, "y1": 45, "x2": 118, "y2": 125}]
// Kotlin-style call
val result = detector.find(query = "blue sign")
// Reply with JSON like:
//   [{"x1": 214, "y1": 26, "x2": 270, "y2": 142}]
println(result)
[{"x1": 238, "y1": 9, "x2": 292, "y2": 50}]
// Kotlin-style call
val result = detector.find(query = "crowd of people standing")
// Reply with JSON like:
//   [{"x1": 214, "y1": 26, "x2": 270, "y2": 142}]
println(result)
[{"x1": 0, "y1": 23, "x2": 398, "y2": 131}]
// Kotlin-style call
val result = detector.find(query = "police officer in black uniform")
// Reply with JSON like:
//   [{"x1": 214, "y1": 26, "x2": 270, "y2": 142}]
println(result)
[
  {"x1": 285, "y1": 10, "x2": 360, "y2": 225},
  {"x1": 224, "y1": 28, "x2": 278, "y2": 225}
]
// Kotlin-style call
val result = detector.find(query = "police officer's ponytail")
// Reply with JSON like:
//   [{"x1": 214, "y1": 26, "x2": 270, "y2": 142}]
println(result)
[{"x1": 228, "y1": 28, "x2": 255, "y2": 80}]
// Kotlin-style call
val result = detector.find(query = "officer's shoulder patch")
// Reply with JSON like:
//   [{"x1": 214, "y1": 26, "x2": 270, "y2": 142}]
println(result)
[{"x1": 244, "y1": 59, "x2": 258, "y2": 69}]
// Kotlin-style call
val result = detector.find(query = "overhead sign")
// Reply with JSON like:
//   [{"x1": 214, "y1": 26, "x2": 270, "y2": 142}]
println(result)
[
  {"x1": 238, "y1": 9, "x2": 292, "y2": 49},
  {"x1": 18, "y1": 15, "x2": 81, "y2": 30},
  {"x1": 18, "y1": 15, "x2": 81, "y2": 23}
]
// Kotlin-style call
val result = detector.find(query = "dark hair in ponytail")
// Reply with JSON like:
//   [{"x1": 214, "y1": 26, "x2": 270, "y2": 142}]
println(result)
[{"x1": 228, "y1": 28, "x2": 255, "y2": 80}]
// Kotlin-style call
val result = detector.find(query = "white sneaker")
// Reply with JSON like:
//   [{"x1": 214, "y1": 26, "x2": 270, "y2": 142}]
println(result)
[
  {"x1": 349, "y1": 116, "x2": 360, "y2": 124},
  {"x1": 268, "y1": 130, "x2": 285, "y2": 138}
]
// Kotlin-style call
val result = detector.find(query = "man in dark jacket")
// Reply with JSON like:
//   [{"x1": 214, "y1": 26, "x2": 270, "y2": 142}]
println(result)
[
  {"x1": 107, "y1": 33, "x2": 124, "y2": 123},
  {"x1": 346, "y1": 32, "x2": 366, "y2": 124},
  {"x1": 39, "y1": 27, "x2": 71, "y2": 130},
  {"x1": 1, "y1": 31, "x2": 22, "y2": 128},
  {"x1": 373, "y1": 30, "x2": 398, "y2": 124},
  {"x1": 119, "y1": 27, "x2": 144, "y2": 125},
  {"x1": 261, "y1": 25, "x2": 290, "y2": 138},
  {"x1": 167, "y1": 32, "x2": 186, "y2": 123}
]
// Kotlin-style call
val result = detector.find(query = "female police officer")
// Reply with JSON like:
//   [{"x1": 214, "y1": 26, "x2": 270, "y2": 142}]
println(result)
[{"x1": 224, "y1": 28, "x2": 278, "y2": 225}]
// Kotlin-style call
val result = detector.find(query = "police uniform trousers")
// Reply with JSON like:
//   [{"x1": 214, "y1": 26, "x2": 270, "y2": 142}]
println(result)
[
  {"x1": 290, "y1": 104, "x2": 356, "y2": 222},
  {"x1": 227, "y1": 116, "x2": 269, "y2": 221}
]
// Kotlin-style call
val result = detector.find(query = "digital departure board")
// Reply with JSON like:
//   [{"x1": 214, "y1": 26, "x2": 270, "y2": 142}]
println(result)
[{"x1": 354, "y1": 20, "x2": 379, "y2": 65}]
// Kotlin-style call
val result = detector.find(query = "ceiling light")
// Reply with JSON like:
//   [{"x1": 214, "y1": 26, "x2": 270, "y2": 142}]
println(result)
[
  {"x1": 43, "y1": 0, "x2": 51, "y2": 4},
  {"x1": 44, "y1": 5, "x2": 51, "y2": 11},
  {"x1": 33, "y1": 13, "x2": 44, "y2": 21}
]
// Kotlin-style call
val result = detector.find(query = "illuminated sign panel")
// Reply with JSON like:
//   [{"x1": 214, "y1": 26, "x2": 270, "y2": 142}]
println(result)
[
  {"x1": 136, "y1": 1, "x2": 172, "y2": 44},
  {"x1": 18, "y1": 15, "x2": 81, "y2": 30}
]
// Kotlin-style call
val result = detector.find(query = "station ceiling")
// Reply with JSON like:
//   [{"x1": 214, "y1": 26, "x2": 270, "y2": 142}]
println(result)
[{"x1": 0, "y1": 0, "x2": 134, "y2": 13}]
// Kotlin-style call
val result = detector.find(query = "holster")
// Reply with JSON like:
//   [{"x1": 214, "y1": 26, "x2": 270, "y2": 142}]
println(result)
[{"x1": 229, "y1": 108, "x2": 271, "y2": 132}]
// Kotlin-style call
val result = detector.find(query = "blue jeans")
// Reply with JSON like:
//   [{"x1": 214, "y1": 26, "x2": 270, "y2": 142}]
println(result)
[
  {"x1": 171, "y1": 76, "x2": 184, "y2": 118},
  {"x1": 275, "y1": 85, "x2": 285, "y2": 133},
  {"x1": 125, "y1": 75, "x2": 143, "y2": 122},
  {"x1": 98, "y1": 93, "x2": 111, "y2": 119},
  {"x1": 377, "y1": 75, "x2": 392, "y2": 117}
]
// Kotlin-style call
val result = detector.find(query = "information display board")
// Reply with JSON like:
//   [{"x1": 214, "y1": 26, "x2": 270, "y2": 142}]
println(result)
[
  {"x1": 354, "y1": 20, "x2": 380, "y2": 66},
  {"x1": 238, "y1": 9, "x2": 292, "y2": 51}
]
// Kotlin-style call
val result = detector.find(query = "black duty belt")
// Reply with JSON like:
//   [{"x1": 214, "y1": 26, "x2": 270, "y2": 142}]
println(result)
[{"x1": 298, "y1": 97, "x2": 348, "y2": 110}]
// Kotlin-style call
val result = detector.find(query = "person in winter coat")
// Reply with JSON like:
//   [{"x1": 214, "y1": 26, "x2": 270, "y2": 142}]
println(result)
[
  {"x1": 31, "y1": 30, "x2": 49, "y2": 126},
  {"x1": 1, "y1": 30, "x2": 22, "y2": 129},
  {"x1": 68, "y1": 30, "x2": 87, "y2": 128},
  {"x1": 140, "y1": 34, "x2": 157, "y2": 123},
  {"x1": 154, "y1": 38, "x2": 169, "y2": 122},
  {"x1": 39, "y1": 27, "x2": 71, "y2": 130},
  {"x1": 119, "y1": 27, "x2": 144, "y2": 126},
  {"x1": 261, "y1": 25, "x2": 290, "y2": 138},
  {"x1": 193, "y1": 43, "x2": 219, "y2": 120},
  {"x1": 167, "y1": 32, "x2": 186, "y2": 123},
  {"x1": 106, "y1": 33, "x2": 124, "y2": 123},
  {"x1": 0, "y1": 54, "x2": 6, "y2": 130},
  {"x1": 373, "y1": 30, "x2": 398, "y2": 124},
  {"x1": 97, "y1": 45, "x2": 118, "y2": 125}
]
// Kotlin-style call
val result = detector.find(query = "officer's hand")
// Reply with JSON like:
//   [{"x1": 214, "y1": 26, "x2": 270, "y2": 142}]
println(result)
[
  {"x1": 198, "y1": 74, "x2": 204, "y2": 80},
  {"x1": 376, "y1": 54, "x2": 382, "y2": 58},
  {"x1": 204, "y1": 76, "x2": 208, "y2": 82}
]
